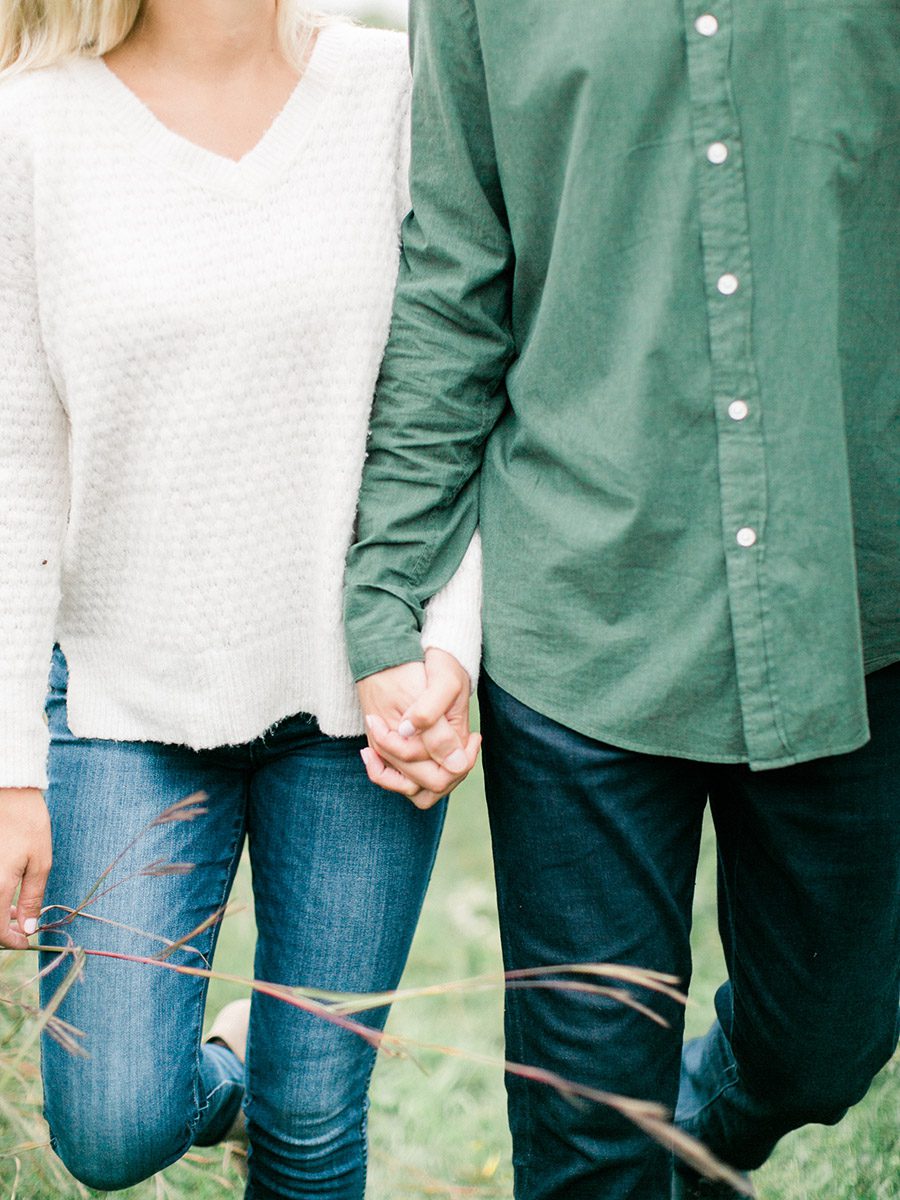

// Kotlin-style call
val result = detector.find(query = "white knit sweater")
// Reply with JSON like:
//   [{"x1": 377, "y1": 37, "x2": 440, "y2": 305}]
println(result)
[{"x1": 0, "y1": 23, "x2": 482, "y2": 790}]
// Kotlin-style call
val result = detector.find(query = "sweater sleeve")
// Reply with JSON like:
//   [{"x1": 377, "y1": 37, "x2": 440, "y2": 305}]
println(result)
[
  {"x1": 0, "y1": 119, "x2": 70, "y2": 789},
  {"x1": 420, "y1": 529, "x2": 482, "y2": 689}
]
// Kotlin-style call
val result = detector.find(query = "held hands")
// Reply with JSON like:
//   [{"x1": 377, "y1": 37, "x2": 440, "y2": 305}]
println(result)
[
  {"x1": 357, "y1": 648, "x2": 481, "y2": 810},
  {"x1": 0, "y1": 787, "x2": 51, "y2": 950}
]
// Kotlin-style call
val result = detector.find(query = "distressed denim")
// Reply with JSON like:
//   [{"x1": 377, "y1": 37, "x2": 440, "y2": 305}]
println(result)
[{"x1": 40, "y1": 646, "x2": 444, "y2": 1199}]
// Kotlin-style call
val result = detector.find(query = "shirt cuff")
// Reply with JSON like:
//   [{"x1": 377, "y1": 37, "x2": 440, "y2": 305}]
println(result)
[{"x1": 348, "y1": 630, "x2": 427, "y2": 684}]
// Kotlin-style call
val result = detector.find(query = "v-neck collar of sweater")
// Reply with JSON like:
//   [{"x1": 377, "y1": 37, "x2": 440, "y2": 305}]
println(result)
[{"x1": 69, "y1": 23, "x2": 352, "y2": 198}]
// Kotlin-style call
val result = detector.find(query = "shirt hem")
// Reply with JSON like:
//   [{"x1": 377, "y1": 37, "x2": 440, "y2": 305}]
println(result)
[
  {"x1": 864, "y1": 649, "x2": 899, "y2": 674},
  {"x1": 480, "y1": 661, "x2": 871, "y2": 773}
]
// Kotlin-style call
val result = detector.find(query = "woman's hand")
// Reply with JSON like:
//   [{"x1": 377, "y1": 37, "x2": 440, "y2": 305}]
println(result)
[
  {"x1": 0, "y1": 788, "x2": 51, "y2": 950},
  {"x1": 356, "y1": 649, "x2": 481, "y2": 809}
]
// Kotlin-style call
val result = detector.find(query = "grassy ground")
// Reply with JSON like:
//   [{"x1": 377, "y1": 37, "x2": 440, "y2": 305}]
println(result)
[{"x1": 0, "y1": 756, "x2": 896, "y2": 1198}]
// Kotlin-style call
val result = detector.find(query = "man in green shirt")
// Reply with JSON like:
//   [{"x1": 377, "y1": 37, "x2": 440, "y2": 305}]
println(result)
[{"x1": 345, "y1": 2, "x2": 900, "y2": 1196}]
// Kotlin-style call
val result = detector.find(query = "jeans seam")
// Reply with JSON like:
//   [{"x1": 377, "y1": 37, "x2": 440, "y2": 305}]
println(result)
[
  {"x1": 722, "y1": 799, "x2": 748, "y2": 1076},
  {"x1": 678, "y1": 1066, "x2": 740, "y2": 1134},
  {"x1": 500, "y1": 924, "x2": 535, "y2": 1196},
  {"x1": 188, "y1": 790, "x2": 248, "y2": 1143},
  {"x1": 351, "y1": 800, "x2": 444, "y2": 1198},
  {"x1": 685, "y1": 785, "x2": 745, "y2": 1141},
  {"x1": 204, "y1": 1076, "x2": 241, "y2": 1107},
  {"x1": 513, "y1": 1015, "x2": 534, "y2": 1198},
  {"x1": 357, "y1": 1082, "x2": 374, "y2": 1200}
]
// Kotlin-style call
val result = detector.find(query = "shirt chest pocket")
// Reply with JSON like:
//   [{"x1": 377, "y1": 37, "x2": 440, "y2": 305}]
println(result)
[{"x1": 786, "y1": 2, "x2": 900, "y2": 159}]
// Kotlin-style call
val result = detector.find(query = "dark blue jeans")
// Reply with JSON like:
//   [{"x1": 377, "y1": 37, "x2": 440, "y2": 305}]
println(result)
[
  {"x1": 479, "y1": 662, "x2": 900, "y2": 1200},
  {"x1": 40, "y1": 647, "x2": 445, "y2": 1199}
]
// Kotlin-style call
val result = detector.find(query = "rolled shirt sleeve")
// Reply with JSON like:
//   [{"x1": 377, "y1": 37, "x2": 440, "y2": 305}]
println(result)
[{"x1": 344, "y1": 0, "x2": 513, "y2": 682}]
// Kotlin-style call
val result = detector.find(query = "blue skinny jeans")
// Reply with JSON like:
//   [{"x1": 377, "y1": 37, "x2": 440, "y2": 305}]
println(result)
[
  {"x1": 479, "y1": 661, "x2": 900, "y2": 1200},
  {"x1": 39, "y1": 646, "x2": 444, "y2": 1198}
]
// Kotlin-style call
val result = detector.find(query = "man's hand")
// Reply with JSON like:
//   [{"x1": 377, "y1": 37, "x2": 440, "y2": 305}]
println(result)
[
  {"x1": 0, "y1": 788, "x2": 51, "y2": 950},
  {"x1": 356, "y1": 649, "x2": 481, "y2": 809}
]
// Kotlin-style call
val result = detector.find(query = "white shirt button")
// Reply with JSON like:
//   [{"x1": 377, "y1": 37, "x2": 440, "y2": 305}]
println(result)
[
  {"x1": 707, "y1": 141, "x2": 729, "y2": 164},
  {"x1": 736, "y1": 527, "x2": 757, "y2": 548},
  {"x1": 717, "y1": 273, "x2": 739, "y2": 295},
  {"x1": 728, "y1": 399, "x2": 749, "y2": 421},
  {"x1": 695, "y1": 14, "x2": 719, "y2": 36}
]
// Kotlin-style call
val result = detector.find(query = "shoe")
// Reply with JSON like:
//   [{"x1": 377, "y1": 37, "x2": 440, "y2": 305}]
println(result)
[
  {"x1": 672, "y1": 1163, "x2": 753, "y2": 1199},
  {"x1": 204, "y1": 998, "x2": 251, "y2": 1142},
  {"x1": 205, "y1": 997, "x2": 251, "y2": 1063}
]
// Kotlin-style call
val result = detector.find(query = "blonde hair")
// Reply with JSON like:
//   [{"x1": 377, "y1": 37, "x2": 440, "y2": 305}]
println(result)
[{"x1": 0, "y1": 1, "x2": 331, "y2": 77}]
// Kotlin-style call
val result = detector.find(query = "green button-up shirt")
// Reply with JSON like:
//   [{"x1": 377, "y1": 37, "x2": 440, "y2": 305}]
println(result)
[{"x1": 345, "y1": 0, "x2": 900, "y2": 770}]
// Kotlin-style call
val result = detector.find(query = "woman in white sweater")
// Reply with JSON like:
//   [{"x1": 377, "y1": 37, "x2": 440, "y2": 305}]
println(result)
[{"x1": 0, "y1": 1, "x2": 482, "y2": 1195}]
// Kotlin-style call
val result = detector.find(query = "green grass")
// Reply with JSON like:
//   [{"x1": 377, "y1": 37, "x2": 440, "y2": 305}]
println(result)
[{"x1": 0, "y1": 757, "x2": 896, "y2": 1198}]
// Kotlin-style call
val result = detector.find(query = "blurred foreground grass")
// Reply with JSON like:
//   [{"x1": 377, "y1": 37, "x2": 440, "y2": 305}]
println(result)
[{"x1": 0, "y1": 756, "x2": 896, "y2": 1198}]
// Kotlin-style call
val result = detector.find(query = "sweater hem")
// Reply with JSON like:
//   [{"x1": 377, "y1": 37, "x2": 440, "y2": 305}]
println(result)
[{"x1": 59, "y1": 632, "x2": 366, "y2": 750}]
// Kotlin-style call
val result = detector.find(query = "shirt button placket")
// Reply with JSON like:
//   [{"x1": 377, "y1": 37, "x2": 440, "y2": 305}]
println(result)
[{"x1": 685, "y1": 1, "x2": 784, "y2": 761}]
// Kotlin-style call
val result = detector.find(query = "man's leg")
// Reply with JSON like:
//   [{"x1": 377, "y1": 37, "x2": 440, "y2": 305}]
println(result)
[
  {"x1": 675, "y1": 662, "x2": 900, "y2": 1196},
  {"x1": 479, "y1": 673, "x2": 709, "y2": 1200}
]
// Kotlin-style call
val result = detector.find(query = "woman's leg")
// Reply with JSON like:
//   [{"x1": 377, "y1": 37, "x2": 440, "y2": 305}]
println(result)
[
  {"x1": 243, "y1": 713, "x2": 446, "y2": 1200},
  {"x1": 40, "y1": 649, "x2": 248, "y2": 1192}
]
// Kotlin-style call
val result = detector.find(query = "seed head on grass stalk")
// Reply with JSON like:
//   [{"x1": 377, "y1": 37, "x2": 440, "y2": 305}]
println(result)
[
  {"x1": 12, "y1": 797, "x2": 752, "y2": 1195},
  {"x1": 0, "y1": 961, "x2": 90, "y2": 1197},
  {"x1": 38, "y1": 793, "x2": 209, "y2": 932},
  {"x1": 25, "y1": 945, "x2": 751, "y2": 1192},
  {"x1": 37, "y1": 792, "x2": 220, "y2": 967}
]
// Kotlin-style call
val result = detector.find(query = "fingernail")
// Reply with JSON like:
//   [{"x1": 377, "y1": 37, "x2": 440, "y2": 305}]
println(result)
[
  {"x1": 23, "y1": 918, "x2": 38, "y2": 936},
  {"x1": 361, "y1": 748, "x2": 383, "y2": 775},
  {"x1": 398, "y1": 720, "x2": 416, "y2": 738},
  {"x1": 445, "y1": 749, "x2": 468, "y2": 772},
  {"x1": 364, "y1": 715, "x2": 376, "y2": 731}
]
